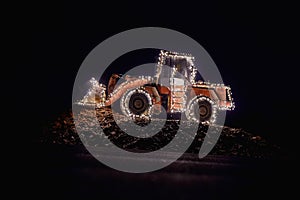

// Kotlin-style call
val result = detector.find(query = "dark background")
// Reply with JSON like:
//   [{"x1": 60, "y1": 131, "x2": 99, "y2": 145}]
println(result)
[{"x1": 30, "y1": 1, "x2": 299, "y2": 153}]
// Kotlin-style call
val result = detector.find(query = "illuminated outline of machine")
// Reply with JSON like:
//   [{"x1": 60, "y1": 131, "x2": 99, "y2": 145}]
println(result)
[{"x1": 84, "y1": 50, "x2": 235, "y2": 124}]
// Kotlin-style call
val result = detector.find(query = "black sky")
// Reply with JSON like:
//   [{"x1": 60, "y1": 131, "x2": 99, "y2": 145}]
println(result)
[{"x1": 31, "y1": 1, "x2": 299, "y2": 150}]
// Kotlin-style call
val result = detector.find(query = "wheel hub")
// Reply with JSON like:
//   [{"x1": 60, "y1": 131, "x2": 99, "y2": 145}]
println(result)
[
  {"x1": 198, "y1": 101, "x2": 212, "y2": 122},
  {"x1": 199, "y1": 105, "x2": 208, "y2": 117},
  {"x1": 129, "y1": 93, "x2": 149, "y2": 115}
]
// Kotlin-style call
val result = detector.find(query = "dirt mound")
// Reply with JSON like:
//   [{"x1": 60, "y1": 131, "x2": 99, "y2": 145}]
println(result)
[{"x1": 42, "y1": 107, "x2": 281, "y2": 158}]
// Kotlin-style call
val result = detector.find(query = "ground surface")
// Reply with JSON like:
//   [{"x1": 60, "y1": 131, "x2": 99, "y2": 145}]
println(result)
[{"x1": 33, "y1": 107, "x2": 295, "y2": 199}]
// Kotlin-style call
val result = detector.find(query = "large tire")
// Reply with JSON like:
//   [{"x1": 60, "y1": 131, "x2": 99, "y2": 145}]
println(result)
[
  {"x1": 186, "y1": 96, "x2": 217, "y2": 124},
  {"x1": 120, "y1": 88, "x2": 152, "y2": 120}
]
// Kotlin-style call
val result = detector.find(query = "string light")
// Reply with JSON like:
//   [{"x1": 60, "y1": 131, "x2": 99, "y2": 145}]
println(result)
[
  {"x1": 76, "y1": 77, "x2": 106, "y2": 107},
  {"x1": 76, "y1": 50, "x2": 235, "y2": 123}
]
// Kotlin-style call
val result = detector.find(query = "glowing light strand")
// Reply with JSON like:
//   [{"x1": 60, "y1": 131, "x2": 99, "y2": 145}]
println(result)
[{"x1": 76, "y1": 77, "x2": 106, "y2": 107}]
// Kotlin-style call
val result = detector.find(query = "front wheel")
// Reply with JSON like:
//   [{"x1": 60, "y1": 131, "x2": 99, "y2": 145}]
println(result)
[
  {"x1": 185, "y1": 96, "x2": 217, "y2": 124},
  {"x1": 120, "y1": 88, "x2": 152, "y2": 122}
]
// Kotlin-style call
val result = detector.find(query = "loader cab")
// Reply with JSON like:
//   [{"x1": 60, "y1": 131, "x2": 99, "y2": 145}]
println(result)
[
  {"x1": 155, "y1": 50, "x2": 197, "y2": 86},
  {"x1": 154, "y1": 51, "x2": 197, "y2": 113}
]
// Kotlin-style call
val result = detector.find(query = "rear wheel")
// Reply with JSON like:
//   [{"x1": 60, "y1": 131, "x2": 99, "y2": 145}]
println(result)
[{"x1": 186, "y1": 96, "x2": 217, "y2": 124}]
